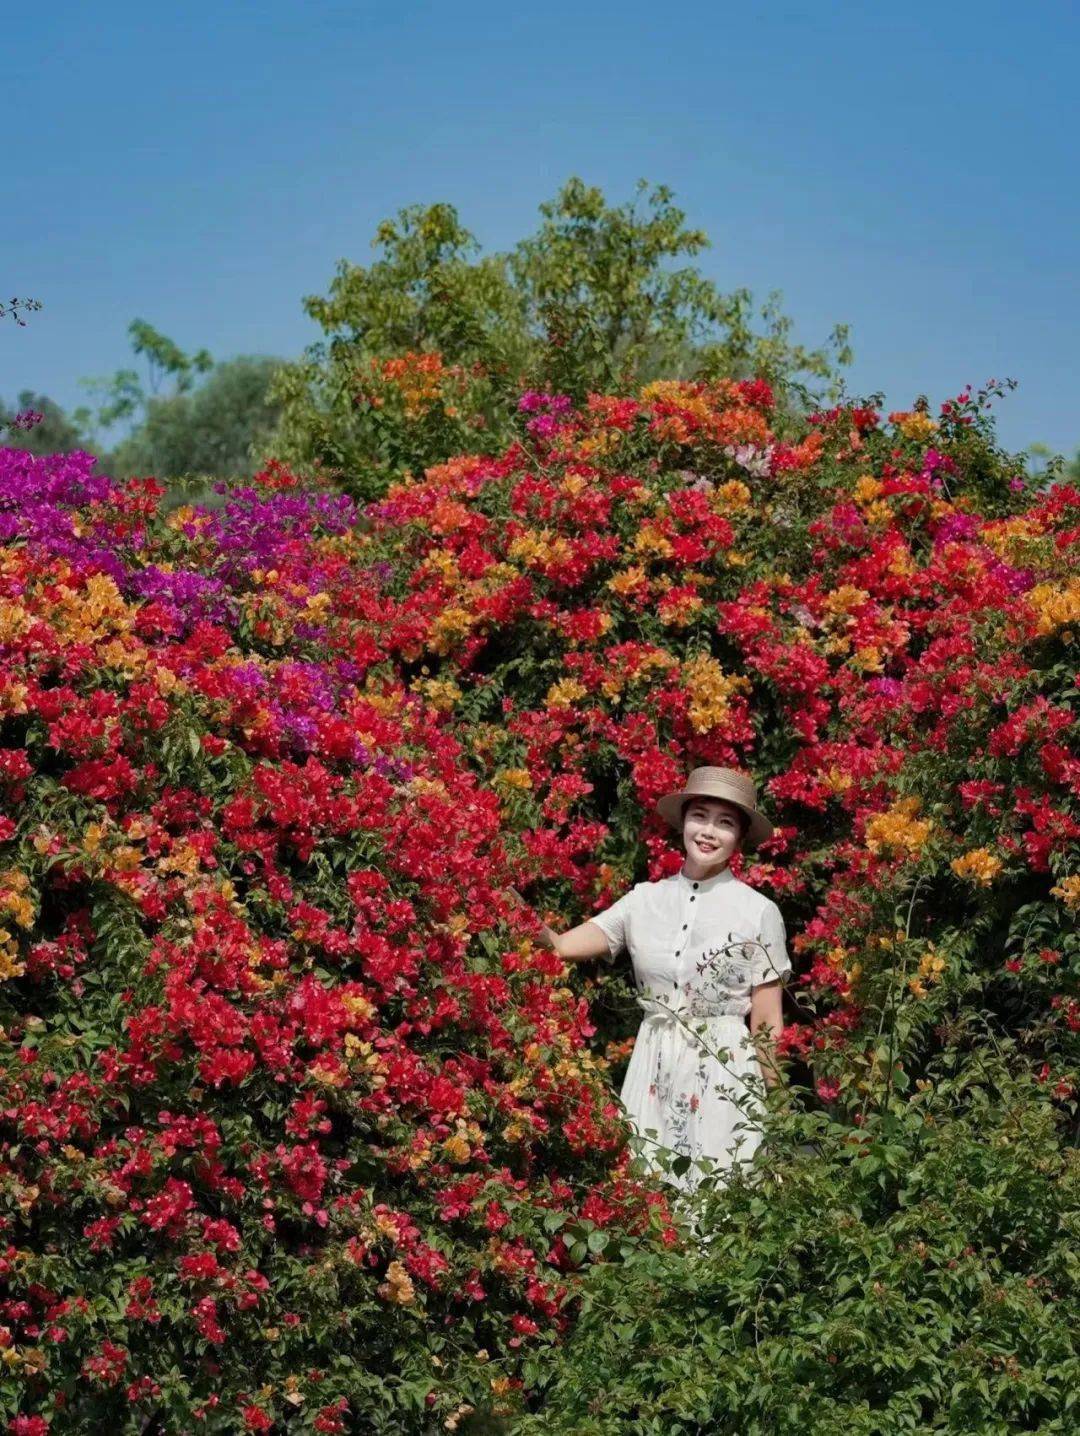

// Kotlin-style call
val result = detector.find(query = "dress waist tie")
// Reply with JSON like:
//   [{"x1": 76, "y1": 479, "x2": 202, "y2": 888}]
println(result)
[{"x1": 636, "y1": 997, "x2": 750, "y2": 1042}]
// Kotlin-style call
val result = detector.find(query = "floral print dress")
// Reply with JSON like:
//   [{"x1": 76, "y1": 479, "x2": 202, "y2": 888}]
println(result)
[{"x1": 590, "y1": 865, "x2": 791, "y2": 1191}]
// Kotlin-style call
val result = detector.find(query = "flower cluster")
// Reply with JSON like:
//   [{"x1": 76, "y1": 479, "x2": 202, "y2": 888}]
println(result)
[
  {"x1": 360, "y1": 374, "x2": 1079, "y2": 1109},
  {"x1": 0, "y1": 445, "x2": 672, "y2": 1432},
  {"x1": 2, "y1": 367, "x2": 1079, "y2": 1429}
]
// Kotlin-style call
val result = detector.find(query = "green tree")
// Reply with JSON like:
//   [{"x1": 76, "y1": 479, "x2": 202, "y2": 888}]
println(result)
[
  {"x1": 109, "y1": 355, "x2": 284, "y2": 481},
  {"x1": 272, "y1": 178, "x2": 852, "y2": 499},
  {"x1": 512, "y1": 178, "x2": 851, "y2": 398},
  {"x1": 81, "y1": 318, "x2": 214, "y2": 435},
  {"x1": 272, "y1": 202, "x2": 530, "y2": 493},
  {"x1": 0, "y1": 391, "x2": 88, "y2": 455}
]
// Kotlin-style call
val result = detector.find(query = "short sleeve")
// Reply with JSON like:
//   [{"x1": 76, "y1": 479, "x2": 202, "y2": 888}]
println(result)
[
  {"x1": 752, "y1": 901, "x2": 792, "y2": 986},
  {"x1": 588, "y1": 885, "x2": 636, "y2": 960}
]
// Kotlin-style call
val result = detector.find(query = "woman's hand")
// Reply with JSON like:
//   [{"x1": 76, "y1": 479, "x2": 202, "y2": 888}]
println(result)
[{"x1": 504, "y1": 886, "x2": 612, "y2": 963}]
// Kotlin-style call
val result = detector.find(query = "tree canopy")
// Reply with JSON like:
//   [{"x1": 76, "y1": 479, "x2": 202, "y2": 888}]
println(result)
[{"x1": 272, "y1": 179, "x2": 853, "y2": 498}]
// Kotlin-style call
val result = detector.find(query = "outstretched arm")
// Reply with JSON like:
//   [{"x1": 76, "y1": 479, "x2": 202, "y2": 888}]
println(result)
[
  {"x1": 506, "y1": 887, "x2": 613, "y2": 964},
  {"x1": 538, "y1": 918, "x2": 613, "y2": 964}
]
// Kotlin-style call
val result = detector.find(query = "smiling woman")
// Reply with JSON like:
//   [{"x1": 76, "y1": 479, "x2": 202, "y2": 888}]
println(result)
[{"x1": 538, "y1": 767, "x2": 791, "y2": 1191}]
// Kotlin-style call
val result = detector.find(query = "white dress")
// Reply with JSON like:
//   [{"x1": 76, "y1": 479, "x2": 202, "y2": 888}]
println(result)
[{"x1": 590, "y1": 865, "x2": 791, "y2": 1191}]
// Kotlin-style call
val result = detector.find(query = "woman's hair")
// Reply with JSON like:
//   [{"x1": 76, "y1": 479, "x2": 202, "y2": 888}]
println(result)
[{"x1": 680, "y1": 797, "x2": 749, "y2": 842}]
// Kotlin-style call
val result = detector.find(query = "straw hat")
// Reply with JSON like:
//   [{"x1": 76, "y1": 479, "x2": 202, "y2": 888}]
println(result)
[{"x1": 655, "y1": 766, "x2": 774, "y2": 849}]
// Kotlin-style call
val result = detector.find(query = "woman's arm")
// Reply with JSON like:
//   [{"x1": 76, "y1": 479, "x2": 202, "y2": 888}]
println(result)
[
  {"x1": 749, "y1": 980, "x2": 785, "y2": 1089},
  {"x1": 538, "y1": 918, "x2": 613, "y2": 964},
  {"x1": 506, "y1": 887, "x2": 613, "y2": 964}
]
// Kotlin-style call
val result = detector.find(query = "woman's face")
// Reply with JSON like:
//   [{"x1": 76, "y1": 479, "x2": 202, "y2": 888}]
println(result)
[{"x1": 682, "y1": 798, "x2": 744, "y2": 870}]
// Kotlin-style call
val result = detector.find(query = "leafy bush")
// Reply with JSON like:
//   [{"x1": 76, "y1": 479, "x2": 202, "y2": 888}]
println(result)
[
  {"x1": 1, "y1": 363, "x2": 1079, "y2": 1431},
  {"x1": 108, "y1": 356, "x2": 286, "y2": 483},
  {"x1": 516, "y1": 1049, "x2": 1080, "y2": 1434},
  {"x1": 0, "y1": 448, "x2": 671, "y2": 1434},
  {"x1": 350, "y1": 376, "x2": 1080, "y2": 1428}
]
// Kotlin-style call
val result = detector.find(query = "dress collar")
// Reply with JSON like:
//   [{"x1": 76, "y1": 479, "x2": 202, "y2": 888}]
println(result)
[{"x1": 676, "y1": 864, "x2": 735, "y2": 892}]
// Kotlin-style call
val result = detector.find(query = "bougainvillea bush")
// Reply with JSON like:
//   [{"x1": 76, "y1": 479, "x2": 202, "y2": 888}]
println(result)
[
  {"x1": 0, "y1": 449, "x2": 676, "y2": 1434},
  {"x1": 2, "y1": 366, "x2": 1080, "y2": 1433},
  {"x1": 349, "y1": 375, "x2": 1080, "y2": 1430}
]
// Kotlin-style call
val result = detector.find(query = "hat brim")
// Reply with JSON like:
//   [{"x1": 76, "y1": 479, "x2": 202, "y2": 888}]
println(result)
[{"x1": 655, "y1": 791, "x2": 774, "y2": 849}]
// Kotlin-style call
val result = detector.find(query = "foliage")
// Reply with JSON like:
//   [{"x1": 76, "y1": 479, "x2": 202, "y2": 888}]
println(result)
[
  {"x1": 271, "y1": 180, "x2": 852, "y2": 499},
  {"x1": 516, "y1": 1051, "x2": 1080, "y2": 1435},
  {"x1": 108, "y1": 357, "x2": 285, "y2": 482},
  {"x1": 0, "y1": 447, "x2": 671, "y2": 1434},
  {"x1": 77, "y1": 322, "x2": 285, "y2": 483},
  {"x1": 0, "y1": 393, "x2": 88, "y2": 457},
  {"x1": 81, "y1": 319, "x2": 214, "y2": 435},
  {"x1": 2, "y1": 362, "x2": 1079, "y2": 1430},
  {"x1": 0, "y1": 301, "x2": 42, "y2": 328}
]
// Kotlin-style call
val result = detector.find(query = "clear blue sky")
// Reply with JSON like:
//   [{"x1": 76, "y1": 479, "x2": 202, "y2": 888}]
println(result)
[{"x1": 5, "y1": 0, "x2": 1079, "y2": 458}]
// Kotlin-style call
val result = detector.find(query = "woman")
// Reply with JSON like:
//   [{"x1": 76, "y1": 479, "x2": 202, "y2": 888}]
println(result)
[{"x1": 537, "y1": 766, "x2": 790, "y2": 1191}]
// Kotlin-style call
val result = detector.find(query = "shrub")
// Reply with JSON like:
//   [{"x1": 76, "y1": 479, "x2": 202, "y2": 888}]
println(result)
[
  {"x1": 2, "y1": 364, "x2": 1079, "y2": 1430},
  {"x1": 0, "y1": 448, "x2": 670, "y2": 1434},
  {"x1": 351, "y1": 376, "x2": 1080, "y2": 1427}
]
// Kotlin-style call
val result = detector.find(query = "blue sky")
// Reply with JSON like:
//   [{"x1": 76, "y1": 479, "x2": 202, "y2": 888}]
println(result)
[{"x1": 5, "y1": 0, "x2": 1078, "y2": 458}]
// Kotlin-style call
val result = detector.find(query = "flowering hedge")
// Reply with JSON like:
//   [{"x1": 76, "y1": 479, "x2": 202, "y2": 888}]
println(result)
[
  {"x1": 2, "y1": 366, "x2": 1079, "y2": 1431},
  {"x1": 0, "y1": 449, "x2": 674, "y2": 1434},
  {"x1": 351, "y1": 375, "x2": 1080, "y2": 1428},
  {"x1": 357, "y1": 377, "x2": 1079, "y2": 1073}
]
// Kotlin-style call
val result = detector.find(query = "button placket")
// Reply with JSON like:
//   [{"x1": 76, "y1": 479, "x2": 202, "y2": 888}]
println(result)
[{"x1": 672, "y1": 882, "x2": 698, "y2": 990}]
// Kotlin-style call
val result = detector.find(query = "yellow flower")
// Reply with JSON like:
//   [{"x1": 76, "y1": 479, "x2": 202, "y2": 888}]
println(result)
[
  {"x1": 865, "y1": 797, "x2": 934, "y2": 857},
  {"x1": 1050, "y1": 875, "x2": 1080, "y2": 910},
  {"x1": 545, "y1": 678, "x2": 588, "y2": 709},
  {"x1": 0, "y1": 939, "x2": 25, "y2": 983},
  {"x1": 493, "y1": 768, "x2": 533, "y2": 793},
  {"x1": 606, "y1": 565, "x2": 649, "y2": 599},
  {"x1": 887, "y1": 546, "x2": 917, "y2": 577},
  {"x1": 863, "y1": 499, "x2": 895, "y2": 526},
  {"x1": 659, "y1": 591, "x2": 704, "y2": 627},
  {"x1": 894, "y1": 412, "x2": 939, "y2": 441},
  {"x1": 823, "y1": 767, "x2": 854, "y2": 795},
  {"x1": 374, "y1": 1211, "x2": 401, "y2": 1241},
  {"x1": 713, "y1": 479, "x2": 751, "y2": 512},
  {"x1": 342, "y1": 993, "x2": 376, "y2": 1022},
  {"x1": 851, "y1": 645, "x2": 884, "y2": 674},
  {"x1": 507, "y1": 529, "x2": 573, "y2": 569},
  {"x1": 0, "y1": 870, "x2": 33, "y2": 929},
  {"x1": 681, "y1": 654, "x2": 751, "y2": 735},
  {"x1": 377, "y1": 1260, "x2": 415, "y2": 1305},
  {"x1": 0, "y1": 603, "x2": 31, "y2": 643},
  {"x1": 443, "y1": 1133, "x2": 471, "y2": 1164},
  {"x1": 951, "y1": 848, "x2": 1004, "y2": 886},
  {"x1": 824, "y1": 585, "x2": 870, "y2": 616},
  {"x1": 1026, "y1": 579, "x2": 1080, "y2": 637},
  {"x1": 413, "y1": 677, "x2": 462, "y2": 713},
  {"x1": 577, "y1": 429, "x2": 621, "y2": 458},
  {"x1": 409, "y1": 776, "x2": 449, "y2": 801},
  {"x1": 632, "y1": 522, "x2": 674, "y2": 560},
  {"x1": 910, "y1": 944, "x2": 946, "y2": 996},
  {"x1": 0, "y1": 680, "x2": 29, "y2": 715},
  {"x1": 853, "y1": 474, "x2": 883, "y2": 504}
]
